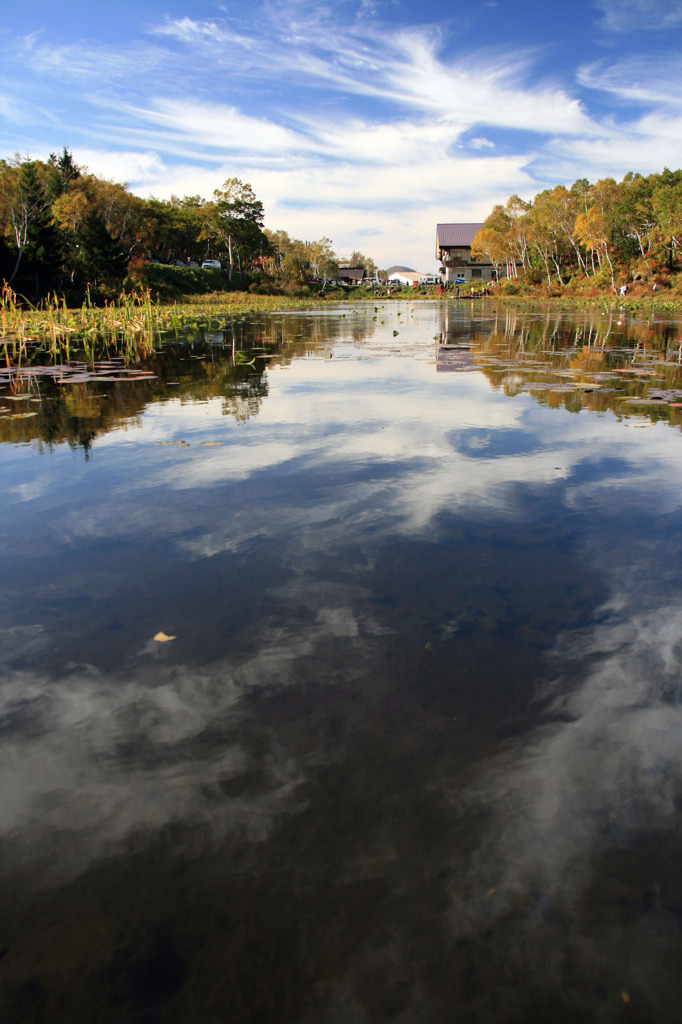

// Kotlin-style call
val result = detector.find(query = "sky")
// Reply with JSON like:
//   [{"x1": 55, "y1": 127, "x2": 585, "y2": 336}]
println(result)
[{"x1": 2, "y1": 0, "x2": 682, "y2": 270}]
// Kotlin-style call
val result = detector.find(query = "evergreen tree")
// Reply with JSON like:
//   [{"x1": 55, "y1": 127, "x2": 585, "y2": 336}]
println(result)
[
  {"x1": 72, "y1": 210, "x2": 128, "y2": 298},
  {"x1": 11, "y1": 161, "x2": 61, "y2": 297},
  {"x1": 47, "y1": 147, "x2": 81, "y2": 200}
]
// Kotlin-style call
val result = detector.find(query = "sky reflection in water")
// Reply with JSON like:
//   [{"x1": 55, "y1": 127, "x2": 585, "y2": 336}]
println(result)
[{"x1": 2, "y1": 302, "x2": 682, "y2": 1022}]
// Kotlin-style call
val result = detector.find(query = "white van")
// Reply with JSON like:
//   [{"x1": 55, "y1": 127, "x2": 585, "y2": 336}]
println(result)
[
  {"x1": 202, "y1": 259, "x2": 221, "y2": 270},
  {"x1": 419, "y1": 275, "x2": 439, "y2": 285}
]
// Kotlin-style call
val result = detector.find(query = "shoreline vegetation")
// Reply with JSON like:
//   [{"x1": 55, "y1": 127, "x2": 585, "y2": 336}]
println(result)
[
  {"x1": 2, "y1": 284, "x2": 682, "y2": 373},
  {"x1": 470, "y1": 169, "x2": 682, "y2": 300},
  {"x1": 1, "y1": 149, "x2": 682, "y2": 344}
]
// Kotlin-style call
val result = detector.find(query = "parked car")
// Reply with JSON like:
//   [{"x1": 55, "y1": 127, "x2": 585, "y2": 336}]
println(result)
[
  {"x1": 419, "y1": 275, "x2": 439, "y2": 285},
  {"x1": 202, "y1": 259, "x2": 221, "y2": 270},
  {"x1": 172, "y1": 260, "x2": 185, "y2": 266},
  {"x1": 187, "y1": 260, "x2": 199, "y2": 267}
]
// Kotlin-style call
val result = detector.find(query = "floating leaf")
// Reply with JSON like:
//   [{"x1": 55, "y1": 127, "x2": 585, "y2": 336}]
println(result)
[{"x1": 153, "y1": 631, "x2": 177, "y2": 642}]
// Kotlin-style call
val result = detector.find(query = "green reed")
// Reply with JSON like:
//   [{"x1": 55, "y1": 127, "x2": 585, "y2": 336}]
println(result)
[{"x1": 0, "y1": 288, "x2": 171, "y2": 366}]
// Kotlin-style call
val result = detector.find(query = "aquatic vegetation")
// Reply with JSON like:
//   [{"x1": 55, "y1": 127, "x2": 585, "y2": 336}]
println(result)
[
  {"x1": 1, "y1": 284, "x2": 161, "y2": 364},
  {"x1": 0, "y1": 285, "x2": 334, "y2": 367},
  {"x1": 4, "y1": 281, "x2": 682, "y2": 376}
]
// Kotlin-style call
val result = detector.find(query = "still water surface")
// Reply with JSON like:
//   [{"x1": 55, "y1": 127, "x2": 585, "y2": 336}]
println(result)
[{"x1": 2, "y1": 301, "x2": 682, "y2": 1022}]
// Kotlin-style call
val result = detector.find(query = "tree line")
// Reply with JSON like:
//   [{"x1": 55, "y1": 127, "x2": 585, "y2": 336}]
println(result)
[
  {"x1": 0, "y1": 149, "x2": 377, "y2": 303},
  {"x1": 471, "y1": 168, "x2": 682, "y2": 293}
]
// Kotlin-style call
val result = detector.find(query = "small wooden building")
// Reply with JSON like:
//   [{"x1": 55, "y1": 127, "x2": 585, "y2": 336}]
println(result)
[
  {"x1": 337, "y1": 266, "x2": 365, "y2": 285},
  {"x1": 436, "y1": 223, "x2": 499, "y2": 285}
]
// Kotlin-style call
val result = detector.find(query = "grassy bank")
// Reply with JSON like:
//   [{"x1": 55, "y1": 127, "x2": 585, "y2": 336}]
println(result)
[
  {"x1": 490, "y1": 290, "x2": 682, "y2": 316},
  {"x1": 127, "y1": 263, "x2": 348, "y2": 302}
]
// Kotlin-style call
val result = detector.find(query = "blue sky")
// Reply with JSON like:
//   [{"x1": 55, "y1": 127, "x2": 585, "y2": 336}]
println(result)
[{"x1": 2, "y1": 0, "x2": 682, "y2": 270}]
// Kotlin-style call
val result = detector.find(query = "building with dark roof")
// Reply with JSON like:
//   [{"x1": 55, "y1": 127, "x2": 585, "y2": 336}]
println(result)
[
  {"x1": 436, "y1": 223, "x2": 498, "y2": 285},
  {"x1": 337, "y1": 265, "x2": 365, "y2": 284}
]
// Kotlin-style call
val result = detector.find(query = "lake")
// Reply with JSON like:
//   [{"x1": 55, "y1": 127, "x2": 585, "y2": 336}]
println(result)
[{"x1": 2, "y1": 300, "x2": 682, "y2": 1022}]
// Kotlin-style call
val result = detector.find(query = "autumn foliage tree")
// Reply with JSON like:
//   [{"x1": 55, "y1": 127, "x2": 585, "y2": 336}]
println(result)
[
  {"x1": 211, "y1": 178, "x2": 271, "y2": 282},
  {"x1": 263, "y1": 230, "x2": 339, "y2": 282},
  {"x1": 473, "y1": 167, "x2": 682, "y2": 293},
  {"x1": 0, "y1": 155, "x2": 282, "y2": 300},
  {"x1": 471, "y1": 206, "x2": 510, "y2": 281}
]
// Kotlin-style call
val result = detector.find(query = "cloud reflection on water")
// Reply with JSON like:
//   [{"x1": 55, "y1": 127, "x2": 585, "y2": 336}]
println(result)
[
  {"x1": 456, "y1": 597, "x2": 682, "y2": 929},
  {"x1": 4, "y1": 314, "x2": 682, "y2": 896},
  {"x1": 3, "y1": 310, "x2": 682, "y2": 1018},
  {"x1": 0, "y1": 666, "x2": 298, "y2": 884},
  {"x1": 0, "y1": 587, "x2": 388, "y2": 885}
]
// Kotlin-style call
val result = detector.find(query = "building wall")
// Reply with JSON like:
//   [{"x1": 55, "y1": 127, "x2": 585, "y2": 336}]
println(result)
[
  {"x1": 388, "y1": 272, "x2": 419, "y2": 286},
  {"x1": 440, "y1": 249, "x2": 506, "y2": 284}
]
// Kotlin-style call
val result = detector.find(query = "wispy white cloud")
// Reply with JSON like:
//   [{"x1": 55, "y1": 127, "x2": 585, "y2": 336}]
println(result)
[
  {"x1": 538, "y1": 113, "x2": 682, "y2": 185},
  {"x1": 151, "y1": 15, "x2": 256, "y2": 51},
  {"x1": 578, "y1": 55, "x2": 682, "y2": 109},
  {"x1": 0, "y1": 92, "x2": 30, "y2": 125},
  {"x1": 361, "y1": 33, "x2": 598, "y2": 137},
  {"x1": 147, "y1": 14, "x2": 599, "y2": 140},
  {"x1": 72, "y1": 148, "x2": 169, "y2": 185},
  {"x1": 17, "y1": 36, "x2": 165, "y2": 80},
  {"x1": 594, "y1": 0, "x2": 682, "y2": 32},
  {"x1": 119, "y1": 98, "x2": 317, "y2": 156}
]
